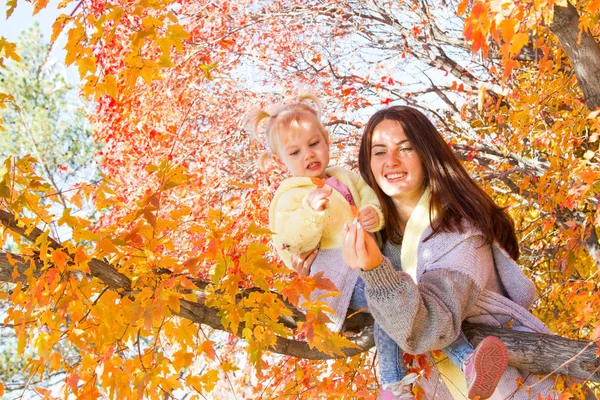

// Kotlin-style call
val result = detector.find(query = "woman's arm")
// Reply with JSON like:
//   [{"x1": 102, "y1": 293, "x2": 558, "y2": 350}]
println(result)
[
  {"x1": 361, "y1": 259, "x2": 480, "y2": 354},
  {"x1": 342, "y1": 222, "x2": 484, "y2": 354}
]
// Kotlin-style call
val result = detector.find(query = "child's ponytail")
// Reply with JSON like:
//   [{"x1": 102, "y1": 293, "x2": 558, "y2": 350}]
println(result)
[
  {"x1": 296, "y1": 92, "x2": 322, "y2": 119},
  {"x1": 245, "y1": 108, "x2": 273, "y2": 171},
  {"x1": 245, "y1": 92, "x2": 329, "y2": 172}
]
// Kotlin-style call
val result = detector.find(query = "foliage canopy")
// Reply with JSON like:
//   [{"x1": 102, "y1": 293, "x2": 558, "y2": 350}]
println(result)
[{"x1": 0, "y1": 0, "x2": 600, "y2": 398}]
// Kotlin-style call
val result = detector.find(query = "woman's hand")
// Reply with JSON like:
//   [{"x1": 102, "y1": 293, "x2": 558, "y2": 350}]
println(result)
[
  {"x1": 290, "y1": 247, "x2": 319, "y2": 276},
  {"x1": 342, "y1": 220, "x2": 383, "y2": 271}
]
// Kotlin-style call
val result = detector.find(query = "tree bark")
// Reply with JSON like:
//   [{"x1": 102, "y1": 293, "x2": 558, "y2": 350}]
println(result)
[
  {"x1": 463, "y1": 324, "x2": 600, "y2": 383},
  {"x1": 549, "y1": 2, "x2": 600, "y2": 111}
]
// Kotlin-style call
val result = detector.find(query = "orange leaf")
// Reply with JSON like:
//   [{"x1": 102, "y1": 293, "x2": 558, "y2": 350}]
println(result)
[
  {"x1": 510, "y1": 33, "x2": 529, "y2": 56},
  {"x1": 51, "y1": 249, "x2": 68, "y2": 271},
  {"x1": 310, "y1": 177, "x2": 326, "y2": 188},
  {"x1": 457, "y1": 0, "x2": 468, "y2": 15},
  {"x1": 199, "y1": 340, "x2": 216, "y2": 360},
  {"x1": 312, "y1": 271, "x2": 339, "y2": 293}
]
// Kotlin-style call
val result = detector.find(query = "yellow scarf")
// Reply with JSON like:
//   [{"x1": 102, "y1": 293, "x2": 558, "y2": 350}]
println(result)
[{"x1": 401, "y1": 188, "x2": 468, "y2": 398}]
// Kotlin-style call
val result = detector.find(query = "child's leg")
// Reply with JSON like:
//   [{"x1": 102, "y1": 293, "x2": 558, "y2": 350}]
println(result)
[
  {"x1": 348, "y1": 277, "x2": 369, "y2": 311},
  {"x1": 442, "y1": 331, "x2": 473, "y2": 370},
  {"x1": 350, "y1": 280, "x2": 415, "y2": 398},
  {"x1": 349, "y1": 279, "x2": 407, "y2": 386},
  {"x1": 374, "y1": 322, "x2": 407, "y2": 386}
]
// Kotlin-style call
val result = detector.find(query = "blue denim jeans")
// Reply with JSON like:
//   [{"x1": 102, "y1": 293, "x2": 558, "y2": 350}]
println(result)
[
  {"x1": 350, "y1": 278, "x2": 475, "y2": 384},
  {"x1": 443, "y1": 331, "x2": 473, "y2": 371},
  {"x1": 350, "y1": 278, "x2": 406, "y2": 385}
]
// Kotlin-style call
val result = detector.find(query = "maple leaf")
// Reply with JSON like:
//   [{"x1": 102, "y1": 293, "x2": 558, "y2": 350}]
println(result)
[{"x1": 310, "y1": 177, "x2": 326, "y2": 188}]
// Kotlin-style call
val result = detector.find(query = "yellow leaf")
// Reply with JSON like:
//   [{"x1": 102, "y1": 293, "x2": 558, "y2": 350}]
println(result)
[
  {"x1": 0, "y1": 37, "x2": 21, "y2": 62},
  {"x1": 165, "y1": 24, "x2": 190, "y2": 54},
  {"x1": 103, "y1": 73, "x2": 118, "y2": 99},
  {"x1": 583, "y1": 150, "x2": 595, "y2": 160},
  {"x1": 142, "y1": 15, "x2": 163, "y2": 28},
  {"x1": 157, "y1": 54, "x2": 174, "y2": 68},
  {"x1": 51, "y1": 14, "x2": 73, "y2": 43},
  {"x1": 76, "y1": 56, "x2": 96, "y2": 77},
  {"x1": 139, "y1": 65, "x2": 156, "y2": 85},
  {"x1": 35, "y1": 333, "x2": 51, "y2": 359},
  {"x1": 171, "y1": 349, "x2": 194, "y2": 371},
  {"x1": 199, "y1": 369, "x2": 219, "y2": 392},
  {"x1": 509, "y1": 32, "x2": 529, "y2": 56},
  {"x1": 58, "y1": 208, "x2": 78, "y2": 227},
  {"x1": 5, "y1": 0, "x2": 17, "y2": 18}
]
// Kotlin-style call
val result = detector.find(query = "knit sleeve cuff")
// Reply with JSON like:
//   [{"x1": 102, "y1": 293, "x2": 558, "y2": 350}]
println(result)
[
  {"x1": 360, "y1": 256, "x2": 408, "y2": 290},
  {"x1": 300, "y1": 194, "x2": 326, "y2": 225}
]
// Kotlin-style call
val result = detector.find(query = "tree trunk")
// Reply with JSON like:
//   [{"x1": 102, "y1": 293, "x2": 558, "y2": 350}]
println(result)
[
  {"x1": 463, "y1": 323, "x2": 600, "y2": 383},
  {"x1": 549, "y1": 2, "x2": 600, "y2": 111}
]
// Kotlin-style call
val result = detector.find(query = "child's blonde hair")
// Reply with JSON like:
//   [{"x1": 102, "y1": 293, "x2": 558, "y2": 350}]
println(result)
[{"x1": 246, "y1": 92, "x2": 330, "y2": 171}]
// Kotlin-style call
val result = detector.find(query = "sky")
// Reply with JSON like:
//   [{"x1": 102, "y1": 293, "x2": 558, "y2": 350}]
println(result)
[
  {"x1": 0, "y1": 0, "x2": 66, "y2": 42},
  {"x1": 1, "y1": 0, "x2": 80, "y2": 84}
]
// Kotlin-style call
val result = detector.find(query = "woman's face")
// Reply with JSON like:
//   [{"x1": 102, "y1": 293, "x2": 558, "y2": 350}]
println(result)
[{"x1": 369, "y1": 119, "x2": 426, "y2": 203}]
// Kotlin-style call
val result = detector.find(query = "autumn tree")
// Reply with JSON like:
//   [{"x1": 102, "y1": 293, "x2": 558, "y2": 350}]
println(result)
[{"x1": 0, "y1": 0, "x2": 599, "y2": 398}]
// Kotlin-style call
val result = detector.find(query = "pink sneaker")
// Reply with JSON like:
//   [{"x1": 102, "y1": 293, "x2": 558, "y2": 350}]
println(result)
[{"x1": 464, "y1": 336, "x2": 509, "y2": 399}]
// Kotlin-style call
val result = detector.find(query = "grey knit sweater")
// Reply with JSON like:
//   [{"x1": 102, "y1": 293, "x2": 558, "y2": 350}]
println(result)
[{"x1": 361, "y1": 224, "x2": 560, "y2": 399}]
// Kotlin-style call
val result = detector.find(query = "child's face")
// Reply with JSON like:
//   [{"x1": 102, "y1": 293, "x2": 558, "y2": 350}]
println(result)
[{"x1": 275, "y1": 119, "x2": 330, "y2": 179}]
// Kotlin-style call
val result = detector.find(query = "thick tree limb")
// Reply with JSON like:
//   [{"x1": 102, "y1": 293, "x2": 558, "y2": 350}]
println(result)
[
  {"x1": 1, "y1": 210, "x2": 600, "y2": 380},
  {"x1": 464, "y1": 324, "x2": 600, "y2": 383},
  {"x1": 550, "y1": 2, "x2": 600, "y2": 111}
]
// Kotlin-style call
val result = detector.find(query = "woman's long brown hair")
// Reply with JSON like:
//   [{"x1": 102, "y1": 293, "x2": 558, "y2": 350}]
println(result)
[{"x1": 358, "y1": 106, "x2": 519, "y2": 261}]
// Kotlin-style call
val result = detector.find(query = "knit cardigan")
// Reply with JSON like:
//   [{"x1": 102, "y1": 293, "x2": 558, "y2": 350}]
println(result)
[
  {"x1": 362, "y1": 223, "x2": 560, "y2": 399},
  {"x1": 269, "y1": 166, "x2": 384, "y2": 331}
]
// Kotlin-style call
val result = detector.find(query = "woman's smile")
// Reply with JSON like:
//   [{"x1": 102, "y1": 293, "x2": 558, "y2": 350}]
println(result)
[{"x1": 370, "y1": 119, "x2": 425, "y2": 205}]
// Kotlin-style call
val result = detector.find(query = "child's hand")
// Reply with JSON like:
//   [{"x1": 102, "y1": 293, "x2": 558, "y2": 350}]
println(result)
[
  {"x1": 307, "y1": 186, "x2": 332, "y2": 211},
  {"x1": 359, "y1": 206, "x2": 379, "y2": 231}
]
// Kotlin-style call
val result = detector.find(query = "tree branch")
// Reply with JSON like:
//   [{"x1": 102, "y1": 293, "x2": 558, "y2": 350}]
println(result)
[
  {"x1": 1, "y1": 209, "x2": 600, "y2": 378},
  {"x1": 549, "y1": 2, "x2": 600, "y2": 110}
]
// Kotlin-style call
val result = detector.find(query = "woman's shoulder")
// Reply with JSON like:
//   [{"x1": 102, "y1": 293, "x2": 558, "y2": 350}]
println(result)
[
  {"x1": 424, "y1": 220, "x2": 485, "y2": 242},
  {"x1": 418, "y1": 221, "x2": 488, "y2": 261}
]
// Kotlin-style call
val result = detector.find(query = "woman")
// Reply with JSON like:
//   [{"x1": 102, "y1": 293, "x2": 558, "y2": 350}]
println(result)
[{"x1": 338, "y1": 106, "x2": 559, "y2": 399}]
